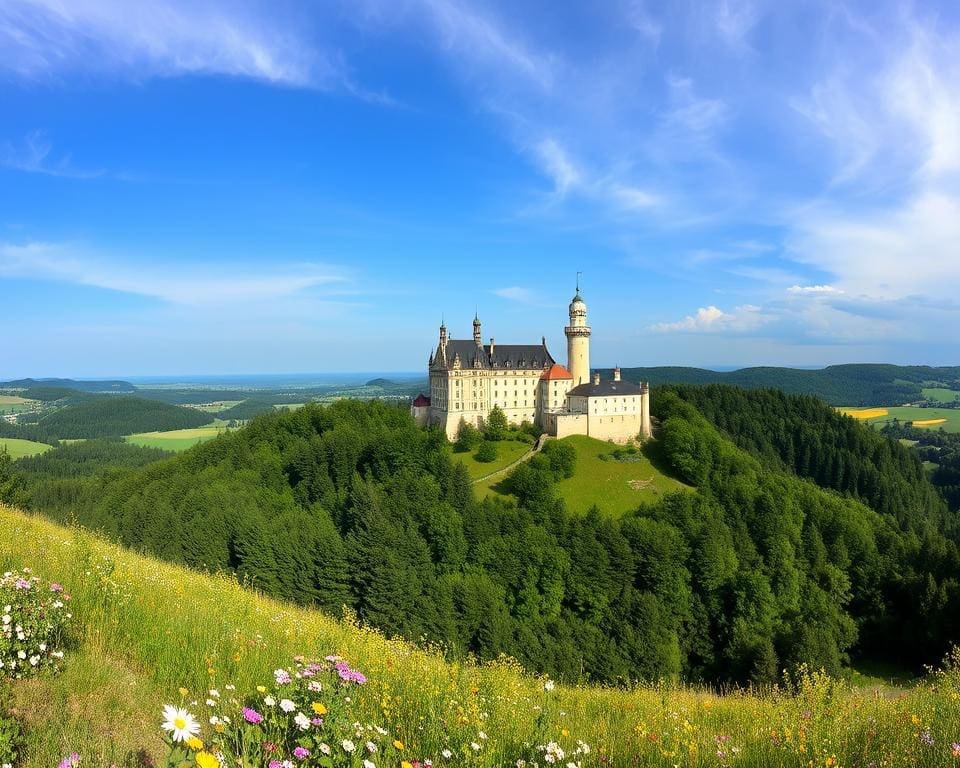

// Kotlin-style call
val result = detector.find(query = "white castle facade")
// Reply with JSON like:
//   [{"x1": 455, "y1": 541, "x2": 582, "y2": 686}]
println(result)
[{"x1": 411, "y1": 290, "x2": 652, "y2": 443}]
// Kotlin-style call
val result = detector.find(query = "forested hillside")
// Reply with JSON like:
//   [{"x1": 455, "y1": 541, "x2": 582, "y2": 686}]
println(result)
[
  {"x1": 5, "y1": 394, "x2": 959, "y2": 684},
  {"x1": 610, "y1": 364, "x2": 960, "y2": 406}
]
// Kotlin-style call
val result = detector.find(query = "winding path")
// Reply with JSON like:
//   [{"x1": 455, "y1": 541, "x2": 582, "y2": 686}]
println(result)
[{"x1": 470, "y1": 433, "x2": 552, "y2": 485}]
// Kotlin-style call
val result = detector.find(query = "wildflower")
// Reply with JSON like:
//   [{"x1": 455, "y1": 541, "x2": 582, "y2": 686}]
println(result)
[
  {"x1": 257, "y1": 685, "x2": 267, "y2": 693},
  {"x1": 294, "y1": 712, "x2": 311, "y2": 730},
  {"x1": 318, "y1": 743, "x2": 331, "y2": 756},
  {"x1": 178, "y1": 687, "x2": 189, "y2": 697},
  {"x1": 279, "y1": 699, "x2": 296, "y2": 713},
  {"x1": 57, "y1": 754, "x2": 80, "y2": 768},
  {"x1": 544, "y1": 680, "x2": 555, "y2": 692},
  {"x1": 50, "y1": 583, "x2": 64, "y2": 592},
  {"x1": 478, "y1": 731, "x2": 487, "y2": 740},
  {"x1": 186, "y1": 736, "x2": 204, "y2": 750},
  {"x1": 470, "y1": 742, "x2": 481, "y2": 752},
  {"x1": 561, "y1": 729, "x2": 569, "y2": 737},
  {"x1": 312, "y1": 702, "x2": 328, "y2": 715},
  {"x1": 441, "y1": 749, "x2": 452, "y2": 759},
  {"x1": 195, "y1": 752, "x2": 218, "y2": 768},
  {"x1": 275, "y1": 669, "x2": 292, "y2": 685},
  {"x1": 161, "y1": 705, "x2": 201, "y2": 743},
  {"x1": 342, "y1": 740, "x2": 356, "y2": 753},
  {"x1": 264, "y1": 696, "x2": 276, "y2": 707},
  {"x1": 920, "y1": 730, "x2": 935, "y2": 746},
  {"x1": 242, "y1": 707, "x2": 263, "y2": 724},
  {"x1": 393, "y1": 740, "x2": 405, "y2": 750},
  {"x1": 402, "y1": 763, "x2": 413, "y2": 768},
  {"x1": 308, "y1": 680, "x2": 323, "y2": 692},
  {"x1": 366, "y1": 741, "x2": 378, "y2": 754},
  {"x1": 363, "y1": 761, "x2": 376, "y2": 768},
  {"x1": 293, "y1": 747, "x2": 310, "y2": 760}
]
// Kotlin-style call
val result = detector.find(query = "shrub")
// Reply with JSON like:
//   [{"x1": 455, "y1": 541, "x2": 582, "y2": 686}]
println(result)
[{"x1": 0, "y1": 568, "x2": 72, "y2": 680}]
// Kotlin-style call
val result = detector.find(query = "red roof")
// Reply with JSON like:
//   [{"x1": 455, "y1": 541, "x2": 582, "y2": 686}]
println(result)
[
  {"x1": 540, "y1": 363, "x2": 573, "y2": 381},
  {"x1": 412, "y1": 394, "x2": 431, "y2": 407}
]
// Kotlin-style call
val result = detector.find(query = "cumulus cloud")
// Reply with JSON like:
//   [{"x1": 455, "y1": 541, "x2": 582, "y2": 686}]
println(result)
[{"x1": 649, "y1": 304, "x2": 767, "y2": 333}]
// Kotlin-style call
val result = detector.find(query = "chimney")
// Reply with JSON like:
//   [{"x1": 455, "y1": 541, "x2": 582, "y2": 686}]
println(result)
[
  {"x1": 614, "y1": 366, "x2": 621, "y2": 382},
  {"x1": 489, "y1": 337, "x2": 495, "y2": 355},
  {"x1": 593, "y1": 372, "x2": 600, "y2": 386}
]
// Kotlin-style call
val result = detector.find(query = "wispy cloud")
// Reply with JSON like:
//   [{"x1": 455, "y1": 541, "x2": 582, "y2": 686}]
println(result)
[
  {"x1": 0, "y1": 0, "x2": 374, "y2": 95},
  {"x1": 493, "y1": 286, "x2": 535, "y2": 303},
  {"x1": 0, "y1": 131, "x2": 113, "y2": 179},
  {"x1": 0, "y1": 241, "x2": 348, "y2": 306}
]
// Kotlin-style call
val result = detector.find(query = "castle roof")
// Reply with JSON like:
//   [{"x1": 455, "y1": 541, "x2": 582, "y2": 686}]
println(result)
[
  {"x1": 412, "y1": 393, "x2": 431, "y2": 407},
  {"x1": 434, "y1": 339, "x2": 555, "y2": 371},
  {"x1": 568, "y1": 379, "x2": 643, "y2": 397},
  {"x1": 540, "y1": 363, "x2": 573, "y2": 381}
]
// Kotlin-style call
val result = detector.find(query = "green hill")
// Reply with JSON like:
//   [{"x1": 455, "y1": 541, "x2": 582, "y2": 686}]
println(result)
[
  {"x1": 4, "y1": 504, "x2": 960, "y2": 768},
  {"x1": 36, "y1": 396, "x2": 214, "y2": 439},
  {"x1": 607, "y1": 364, "x2": 960, "y2": 406}
]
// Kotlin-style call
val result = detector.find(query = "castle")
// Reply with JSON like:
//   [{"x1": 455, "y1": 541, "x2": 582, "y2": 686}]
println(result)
[{"x1": 411, "y1": 289, "x2": 652, "y2": 443}]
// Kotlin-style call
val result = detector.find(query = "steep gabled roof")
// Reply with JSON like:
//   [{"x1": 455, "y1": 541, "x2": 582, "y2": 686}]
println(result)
[
  {"x1": 434, "y1": 339, "x2": 555, "y2": 371},
  {"x1": 412, "y1": 393, "x2": 431, "y2": 407},
  {"x1": 568, "y1": 380, "x2": 643, "y2": 397}
]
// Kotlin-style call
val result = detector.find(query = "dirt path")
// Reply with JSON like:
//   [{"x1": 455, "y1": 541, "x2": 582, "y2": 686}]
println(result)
[{"x1": 471, "y1": 433, "x2": 551, "y2": 485}]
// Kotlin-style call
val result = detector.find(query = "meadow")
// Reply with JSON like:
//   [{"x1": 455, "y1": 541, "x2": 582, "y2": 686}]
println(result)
[
  {"x1": 450, "y1": 438, "x2": 533, "y2": 482},
  {"x1": 4, "y1": 502, "x2": 960, "y2": 768},
  {"x1": 0, "y1": 395, "x2": 37, "y2": 415},
  {"x1": 475, "y1": 434, "x2": 687, "y2": 514},
  {"x1": 841, "y1": 406, "x2": 960, "y2": 432},
  {"x1": 922, "y1": 387, "x2": 960, "y2": 403},
  {"x1": 0, "y1": 437, "x2": 52, "y2": 459},
  {"x1": 124, "y1": 424, "x2": 230, "y2": 451}
]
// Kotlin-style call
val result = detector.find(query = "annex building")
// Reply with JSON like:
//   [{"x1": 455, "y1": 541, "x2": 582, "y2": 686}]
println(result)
[{"x1": 411, "y1": 290, "x2": 652, "y2": 444}]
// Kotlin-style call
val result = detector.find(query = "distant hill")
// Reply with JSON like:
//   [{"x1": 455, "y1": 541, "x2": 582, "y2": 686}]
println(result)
[
  {"x1": 0, "y1": 377, "x2": 135, "y2": 393},
  {"x1": 603, "y1": 364, "x2": 960, "y2": 406},
  {"x1": 35, "y1": 396, "x2": 214, "y2": 439}
]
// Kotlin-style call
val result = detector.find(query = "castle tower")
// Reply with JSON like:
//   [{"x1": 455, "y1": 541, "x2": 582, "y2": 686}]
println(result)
[
  {"x1": 473, "y1": 313, "x2": 482, "y2": 346},
  {"x1": 565, "y1": 287, "x2": 591, "y2": 386}
]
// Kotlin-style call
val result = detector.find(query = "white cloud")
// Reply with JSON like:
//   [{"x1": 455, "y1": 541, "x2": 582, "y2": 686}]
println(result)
[
  {"x1": 534, "y1": 138, "x2": 580, "y2": 197},
  {"x1": 0, "y1": 241, "x2": 347, "y2": 306},
  {"x1": 787, "y1": 284, "x2": 842, "y2": 295},
  {"x1": 493, "y1": 286, "x2": 534, "y2": 303},
  {"x1": 0, "y1": 131, "x2": 111, "y2": 179},
  {"x1": 0, "y1": 0, "x2": 337, "y2": 89},
  {"x1": 715, "y1": 0, "x2": 759, "y2": 53},
  {"x1": 649, "y1": 304, "x2": 767, "y2": 333}
]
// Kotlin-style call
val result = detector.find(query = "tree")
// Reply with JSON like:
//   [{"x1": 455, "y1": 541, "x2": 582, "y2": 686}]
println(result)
[
  {"x1": 485, "y1": 406, "x2": 508, "y2": 441},
  {"x1": 475, "y1": 441, "x2": 498, "y2": 463},
  {"x1": 454, "y1": 420, "x2": 481, "y2": 452}
]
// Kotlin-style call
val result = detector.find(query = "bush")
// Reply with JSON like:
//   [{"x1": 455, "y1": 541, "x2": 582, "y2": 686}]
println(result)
[
  {"x1": 0, "y1": 568, "x2": 72, "y2": 679},
  {"x1": 454, "y1": 421, "x2": 481, "y2": 453},
  {"x1": 475, "y1": 441, "x2": 498, "y2": 463}
]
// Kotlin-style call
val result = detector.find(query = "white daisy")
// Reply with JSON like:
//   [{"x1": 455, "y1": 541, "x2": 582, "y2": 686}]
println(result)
[{"x1": 161, "y1": 705, "x2": 201, "y2": 742}]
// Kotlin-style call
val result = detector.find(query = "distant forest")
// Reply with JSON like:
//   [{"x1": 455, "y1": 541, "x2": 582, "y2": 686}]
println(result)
[
  {"x1": 606, "y1": 364, "x2": 960, "y2": 406},
  {"x1": 4, "y1": 388, "x2": 958, "y2": 685}
]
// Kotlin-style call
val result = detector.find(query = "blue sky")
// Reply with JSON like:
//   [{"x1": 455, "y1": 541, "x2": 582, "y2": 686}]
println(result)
[{"x1": 2, "y1": 0, "x2": 960, "y2": 377}]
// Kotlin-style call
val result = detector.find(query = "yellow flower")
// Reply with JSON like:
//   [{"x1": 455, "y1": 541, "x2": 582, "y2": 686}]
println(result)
[
  {"x1": 401, "y1": 762, "x2": 412, "y2": 768},
  {"x1": 312, "y1": 702, "x2": 328, "y2": 715},
  {"x1": 195, "y1": 751, "x2": 219, "y2": 768},
  {"x1": 393, "y1": 740, "x2": 405, "y2": 750},
  {"x1": 561, "y1": 728, "x2": 570, "y2": 737},
  {"x1": 186, "y1": 736, "x2": 204, "y2": 751},
  {"x1": 256, "y1": 685, "x2": 266, "y2": 693},
  {"x1": 178, "y1": 687, "x2": 189, "y2": 697},
  {"x1": 825, "y1": 756, "x2": 836, "y2": 767}
]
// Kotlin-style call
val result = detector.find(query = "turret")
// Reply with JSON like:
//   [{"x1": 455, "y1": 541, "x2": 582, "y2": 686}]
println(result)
[
  {"x1": 565, "y1": 286, "x2": 592, "y2": 386},
  {"x1": 613, "y1": 366, "x2": 621, "y2": 382},
  {"x1": 473, "y1": 313, "x2": 482, "y2": 346}
]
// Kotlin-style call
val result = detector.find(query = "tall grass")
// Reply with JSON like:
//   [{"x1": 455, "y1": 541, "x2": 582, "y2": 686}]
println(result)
[{"x1": 2, "y1": 503, "x2": 960, "y2": 767}]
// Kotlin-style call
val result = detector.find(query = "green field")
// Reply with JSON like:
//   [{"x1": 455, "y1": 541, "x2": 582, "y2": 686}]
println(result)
[
  {"x1": 842, "y1": 405, "x2": 960, "y2": 432},
  {"x1": 476, "y1": 434, "x2": 688, "y2": 515},
  {"x1": 192, "y1": 399, "x2": 243, "y2": 413},
  {"x1": 125, "y1": 425, "x2": 229, "y2": 451},
  {"x1": 0, "y1": 436, "x2": 53, "y2": 459},
  {"x1": 922, "y1": 387, "x2": 960, "y2": 403},
  {"x1": 450, "y1": 438, "x2": 534, "y2": 481},
  {"x1": 0, "y1": 394, "x2": 37, "y2": 414}
]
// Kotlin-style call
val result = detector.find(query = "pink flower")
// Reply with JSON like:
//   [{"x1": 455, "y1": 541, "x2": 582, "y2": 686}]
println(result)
[
  {"x1": 14, "y1": 578, "x2": 30, "y2": 590},
  {"x1": 57, "y1": 754, "x2": 80, "y2": 768},
  {"x1": 293, "y1": 747, "x2": 310, "y2": 760},
  {"x1": 50, "y1": 583, "x2": 64, "y2": 592},
  {"x1": 242, "y1": 707, "x2": 263, "y2": 724}
]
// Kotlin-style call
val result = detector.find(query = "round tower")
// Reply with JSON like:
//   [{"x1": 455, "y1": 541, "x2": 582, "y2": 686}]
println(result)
[{"x1": 565, "y1": 289, "x2": 591, "y2": 386}]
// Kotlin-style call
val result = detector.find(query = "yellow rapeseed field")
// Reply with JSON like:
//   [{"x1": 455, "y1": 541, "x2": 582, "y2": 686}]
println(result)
[
  {"x1": 912, "y1": 418, "x2": 947, "y2": 426},
  {"x1": 841, "y1": 407, "x2": 889, "y2": 419}
]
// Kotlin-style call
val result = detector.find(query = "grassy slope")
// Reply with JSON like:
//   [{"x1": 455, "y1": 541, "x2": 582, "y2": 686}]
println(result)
[
  {"x1": 125, "y1": 425, "x2": 230, "y2": 452},
  {"x1": 4, "y1": 503, "x2": 960, "y2": 768},
  {"x1": 0, "y1": 437, "x2": 52, "y2": 459},
  {"x1": 923, "y1": 387, "x2": 960, "y2": 403},
  {"x1": 842, "y1": 405, "x2": 960, "y2": 432},
  {"x1": 449, "y1": 439, "x2": 533, "y2": 481},
  {"x1": 0, "y1": 395, "x2": 36, "y2": 414},
  {"x1": 476, "y1": 435, "x2": 688, "y2": 514}
]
